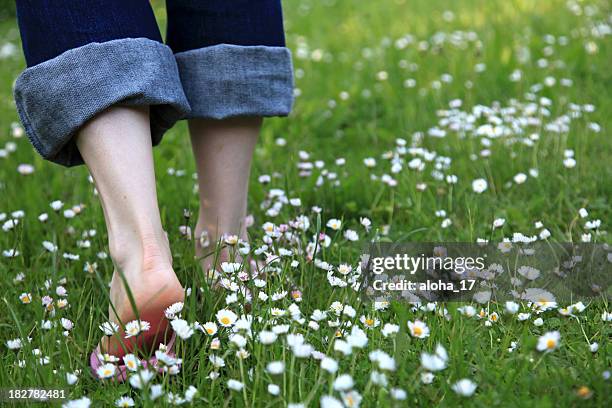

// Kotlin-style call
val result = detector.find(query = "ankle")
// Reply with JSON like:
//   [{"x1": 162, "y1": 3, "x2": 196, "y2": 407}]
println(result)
[
  {"x1": 194, "y1": 218, "x2": 248, "y2": 247},
  {"x1": 108, "y1": 228, "x2": 171, "y2": 274},
  {"x1": 195, "y1": 221, "x2": 253, "y2": 275}
]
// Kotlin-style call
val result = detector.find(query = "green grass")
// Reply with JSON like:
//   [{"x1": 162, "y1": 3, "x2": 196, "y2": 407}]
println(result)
[{"x1": 0, "y1": 0, "x2": 610, "y2": 406}]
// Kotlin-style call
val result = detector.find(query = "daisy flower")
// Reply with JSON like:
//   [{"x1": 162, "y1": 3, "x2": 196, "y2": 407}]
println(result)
[
  {"x1": 360, "y1": 315, "x2": 380, "y2": 329},
  {"x1": 96, "y1": 363, "x2": 116, "y2": 379},
  {"x1": 369, "y1": 350, "x2": 396, "y2": 371},
  {"x1": 236, "y1": 349, "x2": 250, "y2": 360},
  {"x1": 321, "y1": 357, "x2": 338, "y2": 373},
  {"x1": 115, "y1": 396, "x2": 135, "y2": 407},
  {"x1": 17, "y1": 163, "x2": 34, "y2": 176},
  {"x1": 266, "y1": 361, "x2": 285, "y2": 375},
  {"x1": 258, "y1": 330, "x2": 277, "y2": 345},
  {"x1": 124, "y1": 320, "x2": 151, "y2": 338},
  {"x1": 360, "y1": 217, "x2": 372, "y2": 231},
  {"x1": 227, "y1": 379, "x2": 244, "y2": 391},
  {"x1": 321, "y1": 396, "x2": 344, "y2": 408},
  {"x1": 202, "y1": 322, "x2": 218, "y2": 336},
  {"x1": 346, "y1": 326, "x2": 368, "y2": 348},
  {"x1": 66, "y1": 372, "x2": 78, "y2": 385},
  {"x1": 472, "y1": 178, "x2": 488, "y2": 193},
  {"x1": 170, "y1": 319, "x2": 194, "y2": 340},
  {"x1": 493, "y1": 218, "x2": 506, "y2": 228},
  {"x1": 381, "y1": 323, "x2": 400, "y2": 337},
  {"x1": 537, "y1": 331, "x2": 560, "y2": 352},
  {"x1": 363, "y1": 157, "x2": 376, "y2": 168},
  {"x1": 164, "y1": 302, "x2": 184, "y2": 319},
  {"x1": 271, "y1": 308, "x2": 286, "y2": 317},
  {"x1": 216, "y1": 309, "x2": 238, "y2": 327},
  {"x1": 62, "y1": 397, "x2": 91, "y2": 408},
  {"x1": 99, "y1": 321, "x2": 119, "y2": 336},
  {"x1": 129, "y1": 369, "x2": 155, "y2": 389},
  {"x1": 224, "y1": 235, "x2": 239, "y2": 245},
  {"x1": 458, "y1": 305, "x2": 476, "y2": 317},
  {"x1": 505, "y1": 301, "x2": 520, "y2": 314},
  {"x1": 421, "y1": 372, "x2": 435, "y2": 384},
  {"x1": 6, "y1": 338, "x2": 23, "y2": 350},
  {"x1": 452, "y1": 379, "x2": 477, "y2": 396},
  {"x1": 337, "y1": 264, "x2": 352, "y2": 275},
  {"x1": 123, "y1": 354, "x2": 140, "y2": 372},
  {"x1": 209, "y1": 355, "x2": 225, "y2": 368},
  {"x1": 390, "y1": 388, "x2": 407, "y2": 400},
  {"x1": 333, "y1": 374, "x2": 354, "y2": 391},
  {"x1": 407, "y1": 320, "x2": 430, "y2": 338},
  {"x1": 420, "y1": 344, "x2": 448, "y2": 372},
  {"x1": 326, "y1": 218, "x2": 342, "y2": 230}
]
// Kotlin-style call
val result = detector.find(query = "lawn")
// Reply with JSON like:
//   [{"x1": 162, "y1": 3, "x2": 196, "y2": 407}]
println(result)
[{"x1": 0, "y1": 0, "x2": 610, "y2": 406}]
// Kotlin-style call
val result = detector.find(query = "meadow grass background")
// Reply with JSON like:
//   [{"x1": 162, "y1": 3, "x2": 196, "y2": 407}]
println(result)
[{"x1": 0, "y1": 0, "x2": 610, "y2": 406}]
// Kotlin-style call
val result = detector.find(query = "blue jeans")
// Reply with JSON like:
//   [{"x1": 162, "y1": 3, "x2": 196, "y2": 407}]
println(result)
[{"x1": 14, "y1": 0, "x2": 293, "y2": 166}]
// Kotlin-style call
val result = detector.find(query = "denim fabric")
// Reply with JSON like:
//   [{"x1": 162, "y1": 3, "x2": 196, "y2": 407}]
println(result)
[
  {"x1": 176, "y1": 44, "x2": 293, "y2": 119},
  {"x1": 14, "y1": 0, "x2": 294, "y2": 167},
  {"x1": 14, "y1": 38, "x2": 191, "y2": 166},
  {"x1": 166, "y1": 0, "x2": 286, "y2": 53},
  {"x1": 16, "y1": 0, "x2": 162, "y2": 67}
]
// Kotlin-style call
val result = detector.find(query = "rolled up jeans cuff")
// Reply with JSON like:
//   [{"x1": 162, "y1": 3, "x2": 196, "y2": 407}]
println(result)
[
  {"x1": 13, "y1": 38, "x2": 191, "y2": 167},
  {"x1": 175, "y1": 44, "x2": 294, "y2": 119}
]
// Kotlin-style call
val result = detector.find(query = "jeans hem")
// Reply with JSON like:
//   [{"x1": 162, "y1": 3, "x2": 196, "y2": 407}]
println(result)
[
  {"x1": 174, "y1": 44, "x2": 294, "y2": 119},
  {"x1": 13, "y1": 37, "x2": 191, "y2": 167}
]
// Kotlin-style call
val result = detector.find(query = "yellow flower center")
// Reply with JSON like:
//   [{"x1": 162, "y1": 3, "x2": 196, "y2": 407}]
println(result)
[
  {"x1": 366, "y1": 319, "x2": 374, "y2": 326},
  {"x1": 413, "y1": 326, "x2": 423, "y2": 336},
  {"x1": 546, "y1": 339, "x2": 556, "y2": 349},
  {"x1": 206, "y1": 328, "x2": 215, "y2": 334},
  {"x1": 577, "y1": 386, "x2": 591, "y2": 398},
  {"x1": 220, "y1": 317, "x2": 231, "y2": 325}
]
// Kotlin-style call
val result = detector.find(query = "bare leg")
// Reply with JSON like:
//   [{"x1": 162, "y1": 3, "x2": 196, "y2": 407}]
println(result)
[
  {"x1": 77, "y1": 105, "x2": 184, "y2": 356},
  {"x1": 188, "y1": 117, "x2": 261, "y2": 274}
]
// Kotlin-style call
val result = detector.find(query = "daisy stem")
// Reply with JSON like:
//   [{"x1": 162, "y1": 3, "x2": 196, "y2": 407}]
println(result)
[
  {"x1": 282, "y1": 347, "x2": 287, "y2": 398},
  {"x1": 363, "y1": 378, "x2": 373, "y2": 398},
  {"x1": 572, "y1": 315, "x2": 590, "y2": 344},
  {"x1": 298, "y1": 364, "x2": 305, "y2": 399},
  {"x1": 304, "y1": 369, "x2": 325, "y2": 405},
  {"x1": 238, "y1": 357, "x2": 249, "y2": 406},
  {"x1": 251, "y1": 344, "x2": 264, "y2": 406},
  {"x1": 288, "y1": 354, "x2": 296, "y2": 401},
  {"x1": 532, "y1": 353, "x2": 547, "y2": 370},
  {"x1": 349, "y1": 352, "x2": 358, "y2": 377}
]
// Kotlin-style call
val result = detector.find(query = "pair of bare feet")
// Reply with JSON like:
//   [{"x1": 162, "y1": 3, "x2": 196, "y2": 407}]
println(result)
[{"x1": 77, "y1": 105, "x2": 260, "y2": 357}]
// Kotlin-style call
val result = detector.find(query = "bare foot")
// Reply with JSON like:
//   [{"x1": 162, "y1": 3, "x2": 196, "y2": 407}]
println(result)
[{"x1": 100, "y1": 234, "x2": 184, "y2": 358}]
